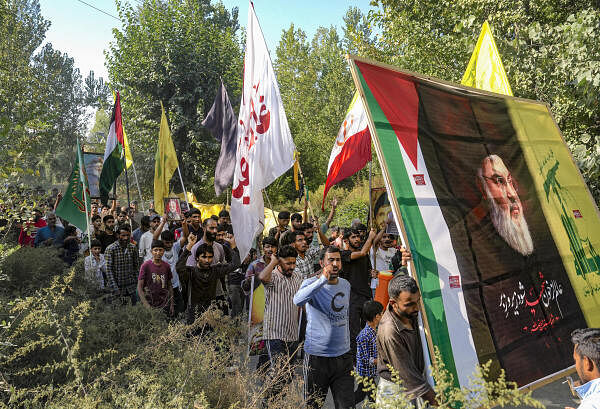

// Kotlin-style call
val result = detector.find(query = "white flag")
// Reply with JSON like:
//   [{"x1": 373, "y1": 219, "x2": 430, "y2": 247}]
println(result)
[{"x1": 231, "y1": 2, "x2": 296, "y2": 259}]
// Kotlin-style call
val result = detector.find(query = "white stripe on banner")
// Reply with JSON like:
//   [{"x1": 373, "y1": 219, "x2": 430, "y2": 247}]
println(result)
[
  {"x1": 104, "y1": 121, "x2": 117, "y2": 162},
  {"x1": 399, "y1": 140, "x2": 479, "y2": 388}
]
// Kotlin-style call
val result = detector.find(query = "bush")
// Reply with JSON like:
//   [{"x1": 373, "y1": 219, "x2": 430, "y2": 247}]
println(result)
[
  {"x1": 0, "y1": 265, "x2": 305, "y2": 408},
  {"x1": 0, "y1": 246, "x2": 66, "y2": 295},
  {"x1": 354, "y1": 346, "x2": 545, "y2": 409}
]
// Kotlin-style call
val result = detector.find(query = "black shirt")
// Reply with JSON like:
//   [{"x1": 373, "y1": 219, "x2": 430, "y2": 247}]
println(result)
[
  {"x1": 340, "y1": 250, "x2": 372, "y2": 298},
  {"x1": 96, "y1": 230, "x2": 117, "y2": 253}
]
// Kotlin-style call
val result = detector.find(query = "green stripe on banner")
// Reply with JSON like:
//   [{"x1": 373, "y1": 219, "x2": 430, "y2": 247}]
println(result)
[{"x1": 356, "y1": 67, "x2": 459, "y2": 385}]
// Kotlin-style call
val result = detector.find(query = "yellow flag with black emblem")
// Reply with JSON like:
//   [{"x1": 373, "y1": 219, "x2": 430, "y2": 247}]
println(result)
[{"x1": 154, "y1": 101, "x2": 179, "y2": 215}]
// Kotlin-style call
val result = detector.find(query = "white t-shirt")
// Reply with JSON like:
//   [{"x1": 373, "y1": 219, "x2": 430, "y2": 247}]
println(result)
[
  {"x1": 138, "y1": 231, "x2": 154, "y2": 261},
  {"x1": 374, "y1": 247, "x2": 397, "y2": 272}
]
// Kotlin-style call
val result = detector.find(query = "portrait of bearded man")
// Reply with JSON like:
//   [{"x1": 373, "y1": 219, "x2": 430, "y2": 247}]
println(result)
[{"x1": 446, "y1": 151, "x2": 586, "y2": 385}]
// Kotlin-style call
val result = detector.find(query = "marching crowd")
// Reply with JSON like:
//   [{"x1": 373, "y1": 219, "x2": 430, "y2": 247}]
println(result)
[{"x1": 8, "y1": 190, "x2": 600, "y2": 409}]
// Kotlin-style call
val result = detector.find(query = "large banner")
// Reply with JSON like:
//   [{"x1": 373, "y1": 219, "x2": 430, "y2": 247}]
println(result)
[
  {"x1": 83, "y1": 152, "x2": 104, "y2": 199},
  {"x1": 350, "y1": 56, "x2": 600, "y2": 389}
]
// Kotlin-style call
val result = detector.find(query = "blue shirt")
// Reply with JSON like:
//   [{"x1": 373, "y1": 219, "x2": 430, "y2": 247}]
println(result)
[
  {"x1": 293, "y1": 275, "x2": 350, "y2": 357},
  {"x1": 575, "y1": 378, "x2": 600, "y2": 409},
  {"x1": 356, "y1": 324, "x2": 377, "y2": 378},
  {"x1": 34, "y1": 225, "x2": 65, "y2": 247}
]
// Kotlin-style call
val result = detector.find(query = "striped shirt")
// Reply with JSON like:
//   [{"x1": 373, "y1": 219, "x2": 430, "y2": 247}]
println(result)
[
  {"x1": 263, "y1": 268, "x2": 303, "y2": 342},
  {"x1": 295, "y1": 236, "x2": 321, "y2": 279}
]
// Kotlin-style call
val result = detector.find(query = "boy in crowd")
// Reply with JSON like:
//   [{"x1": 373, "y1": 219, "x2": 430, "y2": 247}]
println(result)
[
  {"x1": 84, "y1": 239, "x2": 111, "y2": 290},
  {"x1": 268, "y1": 211, "x2": 290, "y2": 243},
  {"x1": 243, "y1": 236, "x2": 278, "y2": 294},
  {"x1": 137, "y1": 240, "x2": 174, "y2": 316},
  {"x1": 355, "y1": 300, "x2": 384, "y2": 405},
  {"x1": 152, "y1": 216, "x2": 185, "y2": 315},
  {"x1": 90, "y1": 215, "x2": 102, "y2": 239},
  {"x1": 176, "y1": 233, "x2": 240, "y2": 324},
  {"x1": 139, "y1": 214, "x2": 161, "y2": 261}
]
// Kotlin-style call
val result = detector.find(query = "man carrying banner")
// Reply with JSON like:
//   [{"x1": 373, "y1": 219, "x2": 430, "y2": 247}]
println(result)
[{"x1": 377, "y1": 274, "x2": 437, "y2": 407}]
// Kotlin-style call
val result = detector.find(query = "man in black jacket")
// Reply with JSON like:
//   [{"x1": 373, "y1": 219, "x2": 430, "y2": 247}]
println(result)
[{"x1": 176, "y1": 233, "x2": 240, "y2": 325}]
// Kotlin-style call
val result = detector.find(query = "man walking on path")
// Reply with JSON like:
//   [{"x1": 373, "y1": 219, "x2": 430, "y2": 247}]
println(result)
[
  {"x1": 105, "y1": 225, "x2": 140, "y2": 305},
  {"x1": 294, "y1": 246, "x2": 354, "y2": 409}
]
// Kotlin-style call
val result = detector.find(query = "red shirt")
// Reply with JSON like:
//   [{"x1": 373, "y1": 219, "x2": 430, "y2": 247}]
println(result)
[{"x1": 138, "y1": 260, "x2": 172, "y2": 308}]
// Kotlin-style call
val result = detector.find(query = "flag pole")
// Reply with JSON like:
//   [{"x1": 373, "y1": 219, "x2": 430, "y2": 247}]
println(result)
[
  {"x1": 131, "y1": 162, "x2": 145, "y2": 212},
  {"x1": 368, "y1": 160, "x2": 373, "y2": 229},
  {"x1": 78, "y1": 138, "x2": 92, "y2": 253},
  {"x1": 177, "y1": 167, "x2": 189, "y2": 209},
  {"x1": 295, "y1": 160, "x2": 316, "y2": 219},
  {"x1": 262, "y1": 188, "x2": 278, "y2": 226},
  {"x1": 123, "y1": 155, "x2": 132, "y2": 229}
]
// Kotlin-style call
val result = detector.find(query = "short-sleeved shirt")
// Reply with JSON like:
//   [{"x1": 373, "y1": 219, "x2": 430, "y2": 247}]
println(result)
[
  {"x1": 138, "y1": 260, "x2": 173, "y2": 308},
  {"x1": 263, "y1": 269, "x2": 303, "y2": 342},
  {"x1": 340, "y1": 250, "x2": 372, "y2": 298}
]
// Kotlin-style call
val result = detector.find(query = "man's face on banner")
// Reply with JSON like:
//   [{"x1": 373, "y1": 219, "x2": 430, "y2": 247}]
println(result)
[{"x1": 478, "y1": 154, "x2": 534, "y2": 256}]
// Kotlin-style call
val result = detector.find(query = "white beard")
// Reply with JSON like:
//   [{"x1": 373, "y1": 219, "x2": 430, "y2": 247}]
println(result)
[{"x1": 484, "y1": 185, "x2": 534, "y2": 256}]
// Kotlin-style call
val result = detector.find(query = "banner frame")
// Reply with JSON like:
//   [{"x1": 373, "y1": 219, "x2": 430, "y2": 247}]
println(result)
[{"x1": 346, "y1": 53, "x2": 591, "y2": 391}]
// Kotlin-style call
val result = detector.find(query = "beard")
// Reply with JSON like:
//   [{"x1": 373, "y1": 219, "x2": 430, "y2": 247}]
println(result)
[
  {"x1": 484, "y1": 186, "x2": 534, "y2": 256},
  {"x1": 205, "y1": 231, "x2": 217, "y2": 242}
]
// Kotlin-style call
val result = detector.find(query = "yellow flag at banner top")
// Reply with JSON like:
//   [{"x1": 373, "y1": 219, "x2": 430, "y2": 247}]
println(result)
[
  {"x1": 154, "y1": 101, "x2": 179, "y2": 215},
  {"x1": 112, "y1": 91, "x2": 133, "y2": 168},
  {"x1": 461, "y1": 21, "x2": 513, "y2": 96}
]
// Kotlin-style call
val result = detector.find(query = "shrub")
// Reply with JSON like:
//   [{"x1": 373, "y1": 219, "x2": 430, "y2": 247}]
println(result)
[
  {"x1": 0, "y1": 246, "x2": 66, "y2": 295},
  {"x1": 353, "y1": 346, "x2": 545, "y2": 409},
  {"x1": 0, "y1": 266, "x2": 306, "y2": 408}
]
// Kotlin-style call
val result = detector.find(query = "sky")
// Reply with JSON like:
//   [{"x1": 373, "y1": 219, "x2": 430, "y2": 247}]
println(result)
[{"x1": 39, "y1": 0, "x2": 373, "y2": 81}]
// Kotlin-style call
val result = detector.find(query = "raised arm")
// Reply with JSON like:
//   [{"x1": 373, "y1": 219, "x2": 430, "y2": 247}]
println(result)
[
  {"x1": 153, "y1": 214, "x2": 167, "y2": 240},
  {"x1": 293, "y1": 275, "x2": 327, "y2": 306},
  {"x1": 258, "y1": 256, "x2": 278, "y2": 284},
  {"x1": 324, "y1": 198, "x2": 337, "y2": 228},
  {"x1": 313, "y1": 217, "x2": 330, "y2": 247},
  {"x1": 350, "y1": 229, "x2": 377, "y2": 260}
]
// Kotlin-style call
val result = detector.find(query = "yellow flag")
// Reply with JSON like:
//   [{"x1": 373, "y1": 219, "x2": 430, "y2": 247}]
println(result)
[
  {"x1": 154, "y1": 101, "x2": 179, "y2": 215},
  {"x1": 461, "y1": 21, "x2": 513, "y2": 96},
  {"x1": 112, "y1": 91, "x2": 134, "y2": 168}
]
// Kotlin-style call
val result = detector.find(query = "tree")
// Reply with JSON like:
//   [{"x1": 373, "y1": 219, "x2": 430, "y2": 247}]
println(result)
[
  {"x1": 106, "y1": 0, "x2": 243, "y2": 202},
  {"x1": 272, "y1": 24, "x2": 356, "y2": 203}
]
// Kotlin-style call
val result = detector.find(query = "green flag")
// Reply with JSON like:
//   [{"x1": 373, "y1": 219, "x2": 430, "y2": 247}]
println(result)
[{"x1": 56, "y1": 139, "x2": 91, "y2": 232}]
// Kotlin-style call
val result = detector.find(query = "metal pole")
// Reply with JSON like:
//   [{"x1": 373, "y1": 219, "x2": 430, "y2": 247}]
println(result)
[
  {"x1": 122, "y1": 154, "x2": 132, "y2": 230},
  {"x1": 131, "y1": 162, "x2": 145, "y2": 212},
  {"x1": 177, "y1": 166, "x2": 189, "y2": 209},
  {"x1": 79, "y1": 137, "x2": 92, "y2": 252}
]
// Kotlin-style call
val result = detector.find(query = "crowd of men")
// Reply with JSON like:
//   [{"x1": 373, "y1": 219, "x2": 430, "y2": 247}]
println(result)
[{"x1": 8, "y1": 190, "x2": 600, "y2": 409}]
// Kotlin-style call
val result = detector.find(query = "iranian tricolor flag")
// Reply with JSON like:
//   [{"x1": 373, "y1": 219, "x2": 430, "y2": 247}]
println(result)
[
  {"x1": 322, "y1": 92, "x2": 371, "y2": 209},
  {"x1": 350, "y1": 57, "x2": 597, "y2": 390},
  {"x1": 99, "y1": 91, "x2": 126, "y2": 204}
]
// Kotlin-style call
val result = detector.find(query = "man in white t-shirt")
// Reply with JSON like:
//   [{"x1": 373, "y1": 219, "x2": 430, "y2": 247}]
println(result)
[
  {"x1": 139, "y1": 214, "x2": 161, "y2": 261},
  {"x1": 370, "y1": 228, "x2": 399, "y2": 296}
]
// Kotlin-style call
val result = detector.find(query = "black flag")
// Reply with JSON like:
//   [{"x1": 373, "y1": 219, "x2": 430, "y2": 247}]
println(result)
[{"x1": 202, "y1": 79, "x2": 238, "y2": 196}]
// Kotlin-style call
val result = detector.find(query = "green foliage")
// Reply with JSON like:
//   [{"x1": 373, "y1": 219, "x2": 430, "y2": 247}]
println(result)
[
  {"x1": 0, "y1": 246, "x2": 66, "y2": 295},
  {"x1": 106, "y1": 0, "x2": 243, "y2": 202},
  {"x1": 0, "y1": 0, "x2": 107, "y2": 188},
  {"x1": 354, "y1": 347, "x2": 545, "y2": 408}
]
